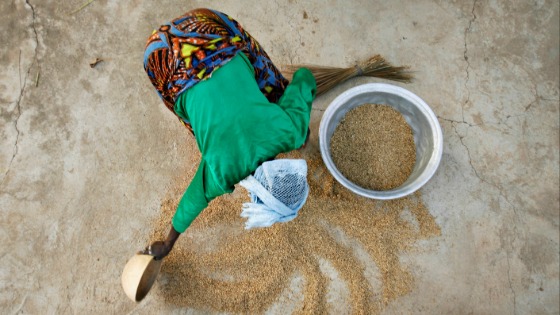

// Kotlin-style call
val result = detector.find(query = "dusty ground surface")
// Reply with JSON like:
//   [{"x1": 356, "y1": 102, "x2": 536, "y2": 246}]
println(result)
[{"x1": 1, "y1": 0, "x2": 558, "y2": 314}]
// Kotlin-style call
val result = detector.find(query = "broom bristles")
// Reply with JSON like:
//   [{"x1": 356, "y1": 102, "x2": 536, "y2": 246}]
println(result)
[{"x1": 282, "y1": 55, "x2": 413, "y2": 96}]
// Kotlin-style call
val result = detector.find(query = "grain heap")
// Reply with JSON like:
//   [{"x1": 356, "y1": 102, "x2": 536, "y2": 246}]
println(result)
[
  {"x1": 149, "y1": 134, "x2": 439, "y2": 313},
  {"x1": 330, "y1": 104, "x2": 416, "y2": 190}
]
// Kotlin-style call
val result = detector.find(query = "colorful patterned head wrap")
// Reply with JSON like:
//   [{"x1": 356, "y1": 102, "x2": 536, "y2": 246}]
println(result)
[{"x1": 144, "y1": 9, "x2": 289, "y2": 124}]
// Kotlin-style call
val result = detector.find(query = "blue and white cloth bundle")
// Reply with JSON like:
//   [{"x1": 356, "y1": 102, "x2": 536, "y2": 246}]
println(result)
[{"x1": 239, "y1": 159, "x2": 309, "y2": 229}]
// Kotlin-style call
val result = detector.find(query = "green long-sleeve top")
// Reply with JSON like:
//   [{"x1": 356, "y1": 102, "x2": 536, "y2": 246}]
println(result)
[{"x1": 171, "y1": 52, "x2": 317, "y2": 233}]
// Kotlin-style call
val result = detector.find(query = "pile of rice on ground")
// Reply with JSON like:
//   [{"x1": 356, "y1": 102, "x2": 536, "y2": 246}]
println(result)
[{"x1": 148, "y1": 133, "x2": 440, "y2": 313}]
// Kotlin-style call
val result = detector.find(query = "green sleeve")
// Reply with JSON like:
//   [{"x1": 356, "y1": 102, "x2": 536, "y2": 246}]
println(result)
[
  {"x1": 276, "y1": 68, "x2": 317, "y2": 148},
  {"x1": 172, "y1": 160, "x2": 213, "y2": 233}
]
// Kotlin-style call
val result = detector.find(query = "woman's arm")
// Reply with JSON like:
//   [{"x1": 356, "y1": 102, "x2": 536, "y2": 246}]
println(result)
[
  {"x1": 275, "y1": 68, "x2": 316, "y2": 148},
  {"x1": 142, "y1": 160, "x2": 217, "y2": 259}
]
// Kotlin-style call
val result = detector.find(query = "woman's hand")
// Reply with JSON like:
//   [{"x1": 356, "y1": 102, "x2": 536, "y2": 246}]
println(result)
[
  {"x1": 140, "y1": 241, "x2": 171, "y2": 260},
  {"x1": 139, "y1": 225, "x2": 181, "y2": 260}
]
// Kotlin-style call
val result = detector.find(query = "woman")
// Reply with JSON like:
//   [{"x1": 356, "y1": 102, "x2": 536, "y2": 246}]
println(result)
[{"x1": 141, "y1": 8, "x2": 316, "y2": 259}]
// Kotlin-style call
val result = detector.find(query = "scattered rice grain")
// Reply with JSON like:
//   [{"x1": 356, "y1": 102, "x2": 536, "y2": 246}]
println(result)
[{"x1": 148, "y1": 130, "x2": 439, "y2": 313}]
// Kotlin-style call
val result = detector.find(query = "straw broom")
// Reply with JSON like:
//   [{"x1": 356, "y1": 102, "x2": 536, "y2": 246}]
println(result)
[{"x1": 282, "y1": 55, "x2": 413, "y2": 96}]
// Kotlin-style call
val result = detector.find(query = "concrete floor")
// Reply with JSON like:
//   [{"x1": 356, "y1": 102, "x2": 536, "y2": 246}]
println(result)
[{"x1": 1, "y1": 0, "x2": 558, "y2": 314}]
